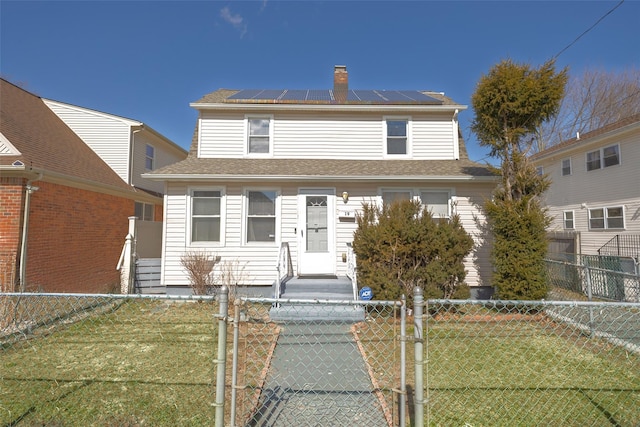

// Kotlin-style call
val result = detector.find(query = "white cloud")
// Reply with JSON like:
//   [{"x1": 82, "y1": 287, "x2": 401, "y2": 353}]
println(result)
[{"x1": 220, "y1": 6, "x2": 247, "y2": 38}]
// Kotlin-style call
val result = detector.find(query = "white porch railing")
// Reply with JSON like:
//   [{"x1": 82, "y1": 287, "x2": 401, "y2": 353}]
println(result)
[
  {"x1": 346, "y1": 242, "x2": 358, "y2": 300},
  {"x1": 116, "y1": 216, "x2": 137, "y2": 294},
  {"x1": 275, "y1": 242, "x2": 293, "y2": 301}
]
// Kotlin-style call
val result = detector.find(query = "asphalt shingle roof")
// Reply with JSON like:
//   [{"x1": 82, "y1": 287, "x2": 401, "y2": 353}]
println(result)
[{"x1": 0, "y1": 78, "x2": 136, "y2": 193}]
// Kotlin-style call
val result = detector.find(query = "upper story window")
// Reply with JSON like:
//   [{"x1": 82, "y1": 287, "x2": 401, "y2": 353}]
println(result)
[
  {"x1": 384, "y1": 117, "x2": 410, "y2": 156},
  {"x1": 191, "y1": 190, "x2": 222, "y2": 243},
  {"x1": 420, "y1": 191, "x2": 450, "y2": 219},
  {"x1": 588, "y1": 206, "x2": 624, "y2": 230},
  {"x1": 563, "y1": 211, "x2": 574, "y2": 229},
  {"x1": 586, "y1": 144, "x2": 619, "y2": 171},
  {"x1": 135, "y1": 202, "x2": 154, "y2": 221},
  {"x1": 535, "y1": 166, "x2": 544, "y2": 176},
  {"x1": 246, "y1": 190, "x2": 278, "y2": 243},
  {"x1": 247, "y1": 116, "x2": 272, "y2": 155},
  {"x1": 561, "y1": 158, "x2": 571, "y2": 176},
  {"x1": 145, "y1": 144, "x2": 155, "y2": 170}
]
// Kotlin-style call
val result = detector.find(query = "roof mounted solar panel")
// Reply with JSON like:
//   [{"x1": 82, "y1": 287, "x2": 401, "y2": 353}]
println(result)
[
  {"x1": 280, "y1": 90, "x2": 309, "y2": 101},
  {"x1": 397, "y1": 90, "x2": 443, "y2": 104},
  {"x1": 227, "y1": 89, "x2": 263, "y2": 100},
  {"x1": 307, "y1": 90, "x2": 332, "y2": 101},
  {"x1": 255, "y1": 89, "x2": 286, "y2": 100},
  {"x1": 350, "y1": 90, "x2": 384, "y2": 102}
]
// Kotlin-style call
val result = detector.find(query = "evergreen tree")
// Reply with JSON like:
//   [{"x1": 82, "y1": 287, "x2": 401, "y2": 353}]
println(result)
[
  {"x1": 352, "y1": 199, "x2": 473, "y2": 303},
  {"x1": 471, "y1": 59, "x2": 567, "y2": 299}
]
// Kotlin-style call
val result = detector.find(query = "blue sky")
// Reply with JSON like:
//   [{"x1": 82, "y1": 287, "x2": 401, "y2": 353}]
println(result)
[{"x1": 1, "y1": 1, "x2": 638, "y2": 163}]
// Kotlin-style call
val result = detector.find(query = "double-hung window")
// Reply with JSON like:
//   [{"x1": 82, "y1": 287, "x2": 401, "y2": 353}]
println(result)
[
  {"x1": 135, "y1": 202, "x2": 154, "y2": 221},
  {"x1": 420, "y1": 191, "x2": 450, "y2": 219},
  {"x1": 587, "y1": 144, "x2": 619, "y2": 171},
  {"x1": 561, "y1": 158, "x2": 571, "y2": 176},
  {"x1": 589, "y1": 206, "x2": 624, "y2": 230},
  {"x1": 191, "y1": 190, "x2": 222, "y2": 242},
  {"x1": 563, "y1": 211, "x2": 574, "y2": 229},
  {"x1": 246, "y1": 190, "x2": 277, "y2": 243},
  {"x1": 381, "y1": 189, "x2": 412, "y2": 206},
  {"x1": 247, "y1": 116, "x2": 272, "y2": 155},
  {"x1": 385, "y1": 118, "x2": 410, "y2": 156},
  {"x1": 145, "y1": 144, "x2": 155, "y2": 170}
]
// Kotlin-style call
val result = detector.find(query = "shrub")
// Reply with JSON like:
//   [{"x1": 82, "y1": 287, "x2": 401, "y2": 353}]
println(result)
[
  {"x1": 180, "y1": 251, "x2": 220, "y2": 295},
  {"x1": 352, "y1": 199, "x2": 474, "y2": 304}
]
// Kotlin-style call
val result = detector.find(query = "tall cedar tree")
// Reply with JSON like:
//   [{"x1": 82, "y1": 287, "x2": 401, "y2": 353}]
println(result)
[
  {"x1": 471, "y1": 59, "x2": 567, "y2": 299},
  {"x1": 352, "y1": 199, "x2": 474, "y2": 304}
]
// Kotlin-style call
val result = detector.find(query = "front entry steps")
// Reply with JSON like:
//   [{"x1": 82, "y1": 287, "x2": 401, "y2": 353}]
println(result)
[{"x1": 269, "y1": 276, "x2": 365, "y2": 322}]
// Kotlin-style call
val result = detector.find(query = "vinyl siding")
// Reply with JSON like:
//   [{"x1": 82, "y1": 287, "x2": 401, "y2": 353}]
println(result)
[
  {"x1": 44, "y1": 100, "x2": 134, "y2": 182},
  {"x1": 161, "y1": 180, "x2": 493, "y2": 289},
  {"x1": 535, "y1": 122, "x2": 640, "y2": 256},
  {"x1": 197, "y1": 111, "x2": 459, "y2": 160},
  {"x1": 132, "y1": 131, "x2": 186, "y2": 193}
]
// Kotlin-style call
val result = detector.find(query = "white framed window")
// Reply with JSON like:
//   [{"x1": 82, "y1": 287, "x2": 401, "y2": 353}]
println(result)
[
  {"x1": 589, "y1": 206, "x2": 624, "y2": 230},
  {"x1": 145, "y1": 144, "x2": 155, "y2": 170},
  {"x1": 384, "y1": 117, "x2": 411, "y2": 156},
  {"x1": 587, "y1": 144, "x2": 620, "y2": 171},
  {"x1": 563, "y1": 211, "x2": 574, "y2": 229},
  {"x1": 190, "y1": 189, "x2": 223, "y2": 243},
  {"x1": 561, "y1": 158, "x2": 571, "y2": 176},
  {"x1": 381, "y1": 189, "x2": 413, "y2": 206},
  {"x1": 535, "y1": 166, "x2": 544, "y2": 176},
  {"x1": 245, "y1": 189, "x2": 279, "y2": 244},
  {"x1": 135, "y1": 202, "x2": 154, "y2": 221},
  {"x1": 420, "y1": 190, "x2": 451, "y2": 219},
  {"x1": 246, "y1": 116, "x2": 273, "y2": 155}
]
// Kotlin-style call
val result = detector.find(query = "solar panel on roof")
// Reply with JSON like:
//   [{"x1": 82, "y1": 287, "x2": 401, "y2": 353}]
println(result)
[
  {"x1": 256, "y1": 89, "x2": 286, "y2": 100},
  {"x1": 227, "y1": 89, "x2": 262, "y2": 100},
  {"x1": 350, "y1": 90, "x2": 384, "y2": 102},
  {"x1": 307, "y1": 90, "x2": 332, "y2": 101},
  {"x1": 280, "y1": 90, "x2": 308, "y2": 101},
  {"x1": 397, "y1": 91, "x2": 443, "y2": 103}
]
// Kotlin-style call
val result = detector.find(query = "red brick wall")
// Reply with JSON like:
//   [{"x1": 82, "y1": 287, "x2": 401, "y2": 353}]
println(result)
[
  {"x1": 24, "y1": 181, "x2": 134, "y2": 293},
  {"x1": 0, "y1": 177, "x2": 25, "y2": 291}
]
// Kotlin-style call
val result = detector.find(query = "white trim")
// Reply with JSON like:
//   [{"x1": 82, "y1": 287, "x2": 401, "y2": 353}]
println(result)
[
  {"x1": 242, "y1": 187, "x2": 281, "y2": 246},
  {"x1": 297, "y1": 187, "x2": 337, "y2": 276},
  {"x1": 143, "y1": 173, "x2": 499, "y2": 183},
  {"x1": 383, "y1": 116, "x2": 412, "y2": 158},
  {"x1": 563, "y1": 210, "x2": 574, "y2": 229},
  {"x1": 585, "y1": 143, "x2": 621, "y2": 172},
  {"x1": 0, "y1": 132, "x2": 21, "y2": 155},
  {"x1": 43, "y1": 99, "x2": 141, "y2": 127},
  {"x1": 191, "y1": 102, "x2": 466, "y2": 114},
  {"x1": 588, "y1": 205, "x2": 625, "y2": 230},
  {"x1": 187, "y1": 186, "x2": 226, "y2": 247},
  {"x1": 561, "y1": 158, "x2": 572, "y2": 176},
  {"x1": 244, "y1": 114, "x2": 274, "y2": 157}
]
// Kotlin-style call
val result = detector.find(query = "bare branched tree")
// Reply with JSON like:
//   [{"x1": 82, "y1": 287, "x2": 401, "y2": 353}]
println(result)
[
  {"x1": 535, "y1": 67, "x2": 640, "y2": 151},
  {"x1": 180, "y1": 251, "x2": 220, "y2": 295}
]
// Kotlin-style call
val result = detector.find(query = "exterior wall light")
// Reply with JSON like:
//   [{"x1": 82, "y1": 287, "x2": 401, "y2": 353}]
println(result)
[{"x1": 342, "y1": 192, "x2": 349, "y2": 203}]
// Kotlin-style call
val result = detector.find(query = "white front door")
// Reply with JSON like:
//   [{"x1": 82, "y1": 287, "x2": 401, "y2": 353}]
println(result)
[{"x1": 297, "y1": 189, "x2": 336, "y2": 276}]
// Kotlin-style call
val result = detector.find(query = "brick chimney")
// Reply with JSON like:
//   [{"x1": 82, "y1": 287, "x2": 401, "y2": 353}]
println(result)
[{"x1": 333, "y1": 65, "x2": 348, "y2": 103}]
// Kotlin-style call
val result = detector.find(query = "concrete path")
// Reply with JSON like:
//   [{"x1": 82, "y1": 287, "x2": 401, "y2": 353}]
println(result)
[{"x1": 247, "y1": 322, "x2": 389, "y2": 427}]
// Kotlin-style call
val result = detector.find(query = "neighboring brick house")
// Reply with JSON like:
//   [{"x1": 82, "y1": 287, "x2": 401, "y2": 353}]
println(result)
[
  {"x1": 145, "y1": 66, "x2": 498, "y2": 297},
  {"x1": 0, "y1": 78, "x2": 182, "y2": 293}
]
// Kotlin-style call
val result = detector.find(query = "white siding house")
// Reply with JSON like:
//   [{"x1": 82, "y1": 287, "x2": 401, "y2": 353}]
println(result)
[
  {"x1": 531, "y1": 114, "x2": 640, "y2": 257},
  {"x1": 146, "y1": 66, "x2": 498, "y2": 296},
  {"x1": 43, "y1": 99, "x2": 188, "y2": 219}
]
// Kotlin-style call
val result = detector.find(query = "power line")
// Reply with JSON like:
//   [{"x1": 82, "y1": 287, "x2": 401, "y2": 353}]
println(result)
[{"x1": 552, "y1": 0, "x2": 625, "y2": 60}]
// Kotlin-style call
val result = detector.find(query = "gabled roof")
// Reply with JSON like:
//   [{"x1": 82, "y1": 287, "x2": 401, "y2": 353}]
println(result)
[
  {"x1": 530, "y1": 113, "x2": 640, "y2": 161},
  {"x1": 0, "y1": 78, "x2": 136, "y2": 194}
]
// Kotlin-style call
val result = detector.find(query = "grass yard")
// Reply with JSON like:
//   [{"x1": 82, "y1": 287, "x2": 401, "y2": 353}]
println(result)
[{"x1": 1, "y1": 298, "x2": 220, "y2": 426}]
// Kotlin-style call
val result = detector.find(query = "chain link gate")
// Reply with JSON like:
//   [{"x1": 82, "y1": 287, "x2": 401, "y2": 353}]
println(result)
[{"x1": 215, "y1": 288, "x2": 406, "y2": 427}]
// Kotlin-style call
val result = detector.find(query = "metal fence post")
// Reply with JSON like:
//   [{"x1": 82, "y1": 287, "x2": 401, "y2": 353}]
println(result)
[
  {"x1": 413, "y1": 287, "x2": 424, "y2": 427},
  {"x1": 399, "y1": 295, "x2": 406, "y2": 427},
  {"x1": 215, "y1": 286, "x2": 229, "y2": 427},
  {"x1": 584, "y1": 264, "x2": 595, "y2": 337},
  {"x1": 230, "y1": 299, "x2": 241, "y2": 426}
]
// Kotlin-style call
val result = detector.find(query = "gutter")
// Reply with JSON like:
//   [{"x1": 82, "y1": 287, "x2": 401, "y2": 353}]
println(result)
[
  {"x1": 142, "y1": 173, "x2": 499, "y2": 183},
  {"x1": 19, "y1": 172, "x2": 42, "y2": 291},
  {"x1": 190, "y1": 102, "x2": 467, "y2": 113}
]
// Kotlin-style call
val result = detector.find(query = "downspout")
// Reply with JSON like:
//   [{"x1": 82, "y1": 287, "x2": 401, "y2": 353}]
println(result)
[{"x1": 19, "y1": 173, "x2": 42, "y2": 292}]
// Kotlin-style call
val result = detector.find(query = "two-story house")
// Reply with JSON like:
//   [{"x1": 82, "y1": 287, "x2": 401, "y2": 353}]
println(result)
[
  {"x1": 146, "y1": 66, "x2": 498, "y2": 297},
  {"x1": 0, "y1": 78, "x2": 185, "y2": 293},
  {"x1": 531, "y1": 114, "x2": 640, "y2": 258}
]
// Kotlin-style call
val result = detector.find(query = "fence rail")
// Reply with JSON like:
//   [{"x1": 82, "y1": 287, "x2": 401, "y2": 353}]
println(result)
[{"x1": 2, "y1": 291, "x2": 639, "y2": 426}]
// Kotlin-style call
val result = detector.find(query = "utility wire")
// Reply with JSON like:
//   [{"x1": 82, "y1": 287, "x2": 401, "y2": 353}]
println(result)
[{"x1": 552, "y1": 0, "x2": 625, "y2": 59}]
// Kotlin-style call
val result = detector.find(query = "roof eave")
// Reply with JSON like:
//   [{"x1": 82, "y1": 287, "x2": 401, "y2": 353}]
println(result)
[
  {"x1": 189, "y1": 102, "x2": 467, "y2": 112},
  {"x1": 143, "y1": 173, "x2": 497, "y2": 182}
]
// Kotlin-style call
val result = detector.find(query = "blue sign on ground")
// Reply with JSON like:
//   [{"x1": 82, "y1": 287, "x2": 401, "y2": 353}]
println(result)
[{"x1": 359, "y1": 287, "x2": 373, "y2": 300}]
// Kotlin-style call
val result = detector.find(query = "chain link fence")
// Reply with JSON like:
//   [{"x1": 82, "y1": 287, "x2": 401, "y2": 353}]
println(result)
[{"x1": 2, "y1": 290, "x2": 639, "y2": 426}]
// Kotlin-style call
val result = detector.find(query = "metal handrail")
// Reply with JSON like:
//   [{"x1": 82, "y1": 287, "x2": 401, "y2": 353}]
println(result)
[
  {"x1": 275, "y1": 242, "x2": 293, "y2": 301},
  {"x1": 346, "y1": 242, "x2": 358, "y2": 300}
]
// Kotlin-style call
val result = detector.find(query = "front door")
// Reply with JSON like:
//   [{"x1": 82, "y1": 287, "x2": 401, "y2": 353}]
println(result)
[{"x1": 297, "y1": 189, "x2": 336, "y2": 276}]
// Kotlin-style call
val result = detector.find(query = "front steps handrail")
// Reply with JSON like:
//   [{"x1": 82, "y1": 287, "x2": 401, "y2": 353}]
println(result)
[{"x1": 275, "y1": 242, "x2": 293, "y2": 300}]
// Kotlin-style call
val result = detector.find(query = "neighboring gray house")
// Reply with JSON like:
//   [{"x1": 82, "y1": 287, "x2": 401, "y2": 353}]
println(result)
[
  {"x1": 146, "y1": 66, "x2": 498, "y2": 296},
  {"x1": 531, "y1": 114, "x2": 640, "y2": 258}
]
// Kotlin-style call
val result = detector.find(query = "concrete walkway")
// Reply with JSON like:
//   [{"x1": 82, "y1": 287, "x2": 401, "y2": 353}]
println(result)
[{"x1": 247, "y1": 321, "x2": 389, "y2": 427}]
